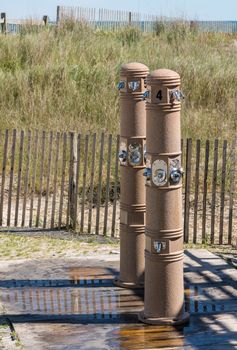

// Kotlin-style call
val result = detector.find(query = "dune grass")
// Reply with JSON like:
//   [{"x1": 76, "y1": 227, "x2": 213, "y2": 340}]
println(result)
[{"x1": 0, "y1": 22, "x2": 236, "y2": 139}]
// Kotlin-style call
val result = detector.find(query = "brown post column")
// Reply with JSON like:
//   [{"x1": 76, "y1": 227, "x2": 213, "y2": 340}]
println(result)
[
  {"x1": 139, "y1": 69, "x2": 189, "y2": 325},
  {"x1": 114, "y1": 62, "x2": 149, "y2": 289}
]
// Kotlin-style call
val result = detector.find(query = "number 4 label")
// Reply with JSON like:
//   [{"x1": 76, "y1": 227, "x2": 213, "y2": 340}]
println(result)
[{"x1": 156, "y1": 90, "x2": 162, "y2": 101}]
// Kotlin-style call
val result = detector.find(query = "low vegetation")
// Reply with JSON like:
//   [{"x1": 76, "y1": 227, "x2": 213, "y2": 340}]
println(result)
[
  {"x1": 0, "y1": 232, "x2": 235, "y2": 260},
  {"x1": 0, "y1": 22, "x2": 236, "y2": 139},
  {"x1": 0, "y1": 232, "x2": 119, "y2": 259}
]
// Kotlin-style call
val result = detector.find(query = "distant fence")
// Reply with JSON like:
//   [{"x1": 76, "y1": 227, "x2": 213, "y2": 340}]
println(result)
[
  {"x1": 7, "y1": 19, "x2": 47, "y2": 34},
  {"x1": 57, "y1": 6, "x2": 158, "y2": 32},
  {"x1": 0, "y1": 129, "x2": 236, "y2": 246},
  {"x1": 2, "y1": 7, "x2": 237, "y2": 34},
  {"x1": 195, "y1": 21, "x2": 237, "y2": 33},
  {"x1": 0, "y1": 12, "x2": 53, "y2": 34},
  {"x1": 57, "y1": 6, "x2": 237, "y2": 33}
]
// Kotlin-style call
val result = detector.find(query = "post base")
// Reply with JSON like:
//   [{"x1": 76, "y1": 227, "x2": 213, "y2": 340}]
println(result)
[
  {"x1": 113, "y1": 277, "x2": 144, "y2": 289},
  {"x1": 138, "y1": 311, "x2": 190, "y2": 326}
]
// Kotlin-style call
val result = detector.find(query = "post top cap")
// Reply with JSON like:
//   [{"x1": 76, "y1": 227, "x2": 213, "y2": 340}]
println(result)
[
  {"x1": 147, "y1": 69, "x2": 180, "y2": 84},
  {"x1": 120, "y1": 62, "x2": 149, "y2": 77}
]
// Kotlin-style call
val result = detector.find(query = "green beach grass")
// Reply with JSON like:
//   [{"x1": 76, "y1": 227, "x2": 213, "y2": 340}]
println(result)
[{"x1": 0, "y1": 22, "x2": 236, "y2": 139}]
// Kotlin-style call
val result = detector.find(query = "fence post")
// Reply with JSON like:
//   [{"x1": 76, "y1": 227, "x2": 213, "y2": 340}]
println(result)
[
  {"x1": 128, "y1": 12, "x2": 132, "y2": 25},
  {"x1": 56, "y1": 6, "x2": 61, "y2": 25},
  {"x1": 228, "y1": 138, "x2": 237, "y2": 244},
  {"x1": 69, "y1": 132, "x2": 77, "y2": 229},
  {"x1": 43, "y1": 15, "x2": 49, "y2": 26},
  {"x1": 184, "y1": 138, "x2": 192, "y2": 243},
  {"x1": 1, "y1": 13, "x2": 7, "y2": 34}
]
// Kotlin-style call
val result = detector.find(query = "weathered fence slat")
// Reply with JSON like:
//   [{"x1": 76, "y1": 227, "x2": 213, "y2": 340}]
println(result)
[
  {"x1": 66, "y1": 146, "x2": 71, "y2": 231},
  {"x1": 51, "y1": 132, "x2": 60, "y2": 228},
  {"x1": 181, "y1": 139, "x2": 184, "y2": 167},
  {"x1": 58, "y1": 132, "x2": 67, "y2": 229},
  {"x1": 88, "y1": 133, "x2": 96, "y2": 234},
  {"x1": 193, "y1": 139, "x2": 201, "y2": 244},
  {"x1": 67, "y1": 132, "x2": 76, "y2": 230},
  {"x1": 228, "y1": 138, "x2": 236, "y2": 245},
  {"x1": 0, "y1": 130, "x2": 8, "y2": 226},
  {"x1": 111, "y1": 135, "x2": 120, "y2": 237},
  {"x1": 202, "y1": 140, "x2": 210, "y2": 243},
  {"x1": 73, "y1": 134, "x2": 81, "y2": 231},
  {"x1": 103, "y1": 134, "x2": 112, "y2": 236},
  {"x1": 80, "y1": 135, "x2": 89, "y2": 233},
  {"x1": 36, "y1": 131, "x2": 46, "y2": 227},
  {"x1": 29, "y1": 130, "x2": 39, "y2": 227},
  {"x1": 219, "y1": 140, "x2": 227, "y2": 244},
  {"x1": 15, "y1": 130, "x2": 24, "y2": 227},
  {"x1": 7, "y1": 129, "x2": 16, "y2": 227},
  {"x1": 71, "y1": 134, "x2": 78, "y2": 230},
  {"x1": 43, "y1": 131, "x2": 53, "y2": 228},
  {"x1": 95, "y1": 133, "x2": 105, "y2": 235},
  {"x1": 21, "y1": 130, "x2": 32, "y2": 227},
  {"x1": 210, "y1": 139, "x2": 219, "y2": 244},
  {"x1": 184, "y1": 138, "x2": 192, "y2": 243}
]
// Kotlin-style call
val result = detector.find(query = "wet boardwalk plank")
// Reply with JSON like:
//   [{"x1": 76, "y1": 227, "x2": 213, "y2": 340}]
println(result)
[{"x1": 0, "y1": 250, "x2": 236, "y2": 349}]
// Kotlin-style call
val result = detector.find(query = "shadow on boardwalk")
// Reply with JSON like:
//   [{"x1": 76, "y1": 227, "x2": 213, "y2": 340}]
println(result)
[{"x1": 0, "y1": 249, "x2": 236, "y2": 349}]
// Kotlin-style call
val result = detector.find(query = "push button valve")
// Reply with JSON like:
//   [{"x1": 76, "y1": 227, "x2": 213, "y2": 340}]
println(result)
[
  {"x1": 143, "y1": 167, "x2": 152, "y2": 181},
  {"x1": 119, "y1": 150, "x2": 127, "y2": 163},
  {"x1": 170, "y1": 167, "x2": 184, "y2": 184}
]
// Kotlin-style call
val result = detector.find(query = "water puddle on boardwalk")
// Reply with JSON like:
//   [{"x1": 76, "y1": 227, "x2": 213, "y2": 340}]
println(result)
[
  {"x1": 0, "y1": 267, "x2": 235, "y2": 318},
  {"x1": 1, "y1": 267, "x2": 237, "y2": 349}
]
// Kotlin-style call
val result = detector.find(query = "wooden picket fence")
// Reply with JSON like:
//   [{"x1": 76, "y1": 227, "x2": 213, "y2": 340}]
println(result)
[
  {"x1": 57, "y1": 6, "x2": 237, "y2": 34},
  {"x1": 0, "y1": 130, "x2": 120, "y2": 236},
  {"x1": 182, "y1": 138, "x2": 237, "y2": 246},
  {"x1": 57, "y1": 6, "x2": 159, "y2": 32},
  {"x1": 0, "y1": 129, "x2": 236, "y2": 246},
  {"x1": 2, "y1": 7, "x2": 237, "y2": 35}
]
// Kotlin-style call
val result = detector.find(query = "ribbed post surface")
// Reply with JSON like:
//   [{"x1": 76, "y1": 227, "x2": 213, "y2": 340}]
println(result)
[
  {"x1": 139, "y1": 69, "x2": 189, "y2": 324},
  {"x1": 114, "y1": 62, "x2": 149, "y2": 289}
]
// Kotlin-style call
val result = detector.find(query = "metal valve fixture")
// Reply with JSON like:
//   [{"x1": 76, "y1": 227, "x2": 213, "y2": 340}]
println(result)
[
  {"x1": 170, "y1": 89, "x2": 184, "y2": 103},
  {"x1": 119, "y1": 140, "x2": 145, "y2": 167},
  {"x1": 128, "y1": 81, "x2": 140, "y2": 91},
  {"x1": 143, "y1": 90, "x2": 150, "y2": 100},
  {"x1": 128, "y1": 143, "x2": 142, "y2": 166},
  {"x1": 154, "y1": 241, "x2": 166, "y2": 253},
  {"x1": 118, "y1": 80, "x2": 144, "y2": 92},
  {"x1": 143, "y1": 144, "x2": 147, "y2": 163},
  {"x1": 170, "y1": 167, "x2": 183, "y2": 184},
  {"x1": 169, "y1": 158, "x2": 183, "y2": 184},
  {"x1": 119, "y1": 150, "x2": 127, "y2": 164},
  {"x1": 143, "y1": 167, "x2": 151, "y2": 180},
  {"x1": 118, "y1": 81, "x2": 126, "y2": 90},
  {"x1": 154, "y1": 168, "x2": 166, "y2": 185}
]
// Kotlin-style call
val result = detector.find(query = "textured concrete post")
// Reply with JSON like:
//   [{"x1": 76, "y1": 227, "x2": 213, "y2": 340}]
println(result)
[
  {"x1": 114, "y1": 62, "x2": 149, "y2": 289},
  {"x1": 139, "y1": 69, "x2": 189, "y2": 325}
]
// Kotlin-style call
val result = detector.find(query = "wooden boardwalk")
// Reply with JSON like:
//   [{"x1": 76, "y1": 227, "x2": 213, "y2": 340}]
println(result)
[{"x1": 0, "y1": 249, "x2": 236, "y2": 349}]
